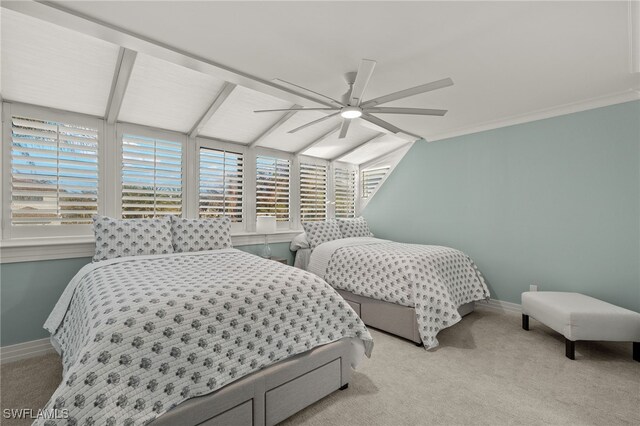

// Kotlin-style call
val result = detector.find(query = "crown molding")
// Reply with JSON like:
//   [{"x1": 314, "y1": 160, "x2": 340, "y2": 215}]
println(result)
[{"x1": 427, "y1": 89, "x2": 640, "y2": 143}]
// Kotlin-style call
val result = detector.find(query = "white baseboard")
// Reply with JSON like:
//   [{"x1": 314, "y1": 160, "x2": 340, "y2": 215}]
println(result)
[
  {"x1": 0, "y1": 337, "x2": 56, "y2": 364},
  {"x1": 475, "y1": 298, "x2": 522, "y2": 314}
]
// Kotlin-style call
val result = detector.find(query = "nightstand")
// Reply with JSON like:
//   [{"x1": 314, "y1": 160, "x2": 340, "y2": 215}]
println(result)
[{"x1": 269, "y1": 257, "x2": 289, "y2": 265}]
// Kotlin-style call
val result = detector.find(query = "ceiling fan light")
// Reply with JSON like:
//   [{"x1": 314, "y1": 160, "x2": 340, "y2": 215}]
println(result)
[{"x1": 340, "y1": 107, "x2": 362, "y2": 119}]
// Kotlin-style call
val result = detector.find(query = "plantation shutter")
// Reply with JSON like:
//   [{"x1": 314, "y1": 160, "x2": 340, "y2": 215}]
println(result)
[
  {"x1": 334, "y1": 167, "x2": 356, "y2": 218},
  {"x1": 256, "y1": 155, "x2": 290, "y2": 222},
  {"x1": 199, "y1": 147, "x2": 244, "y2": 222},
  {"x1": 122, "y1": 134, "x2": 183, "y2": 218},
  {"x1": 299, "y1": 162, "x2": 327, "y2": 222},
  {"x1": 10, "y1": 115, "x2": 99, "y2": 225},
  {"x1": 362, "y1": 166, "x2": 390, "y2": 198}
]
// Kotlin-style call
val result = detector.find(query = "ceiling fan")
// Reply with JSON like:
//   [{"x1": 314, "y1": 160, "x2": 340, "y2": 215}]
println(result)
[{"x1": 254, "y1": 59, "x2": 453, "y2": 139}]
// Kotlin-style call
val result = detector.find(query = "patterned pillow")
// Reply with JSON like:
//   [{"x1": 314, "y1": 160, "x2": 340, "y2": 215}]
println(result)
[
  {"x1": 337, "y1": 216, "x2": 372, "y2": 238},
  {"x1": 93, "y1": 215, "x2": 173, "y2": 262},
  {"x1": 171, "y1": 216, "x2": 233, "y2": 253},
  {"x1": 302, "y1": 220, "x2": 343, "y2": 249}
]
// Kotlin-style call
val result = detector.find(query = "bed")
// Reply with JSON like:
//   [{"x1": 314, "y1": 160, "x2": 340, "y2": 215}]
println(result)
[
  {"x1": 39, "y1": 248, "x2": 372, "y2": 426},
  {"x1": 294, "y1": 231, "x2": 490, "y2": 349}
]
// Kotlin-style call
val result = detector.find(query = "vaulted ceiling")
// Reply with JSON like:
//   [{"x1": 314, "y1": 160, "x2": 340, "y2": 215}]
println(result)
[
  {"x1": 56, "y1": 1, "x2": 639, "y2": 134},
  {"x1": 2, "y1": 1, "x2": 638, "y2": 163}
]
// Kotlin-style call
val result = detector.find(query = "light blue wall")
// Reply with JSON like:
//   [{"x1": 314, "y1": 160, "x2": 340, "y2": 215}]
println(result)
[
  {"x1": 0, "y1": 243, "x2": 294, "y2": 346},
  {"x1": 364, "y1": 101, "x2": 640, "y2": 312}
]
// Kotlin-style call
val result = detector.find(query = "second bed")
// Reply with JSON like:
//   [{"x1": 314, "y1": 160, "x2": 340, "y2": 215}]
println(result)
[{"x1": 295, "y1": 235, "x2": 490, "y2": 349}]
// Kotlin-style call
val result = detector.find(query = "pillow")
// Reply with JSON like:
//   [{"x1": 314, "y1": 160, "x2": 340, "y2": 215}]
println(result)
[
  {"x1": 93, "y1": 215, "x2": 173, "y2": 262},
  {"x1": 290, "y1": 232, "x2": 310, "y2": 251},
  {"x1": 337, "y1": 216, "x2": 372, "y2": 238},
  {"x1": 302, "y1": 220, "x2": 342, "y2": 249},
  {"x1": 171, "y1": 216, "x2": 233, "y2": 253}
]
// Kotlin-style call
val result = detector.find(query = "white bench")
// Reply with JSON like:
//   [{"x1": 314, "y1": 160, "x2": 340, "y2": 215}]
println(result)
[{"x1": 521, "y1": 292, "x2": 640, "y2": 361}]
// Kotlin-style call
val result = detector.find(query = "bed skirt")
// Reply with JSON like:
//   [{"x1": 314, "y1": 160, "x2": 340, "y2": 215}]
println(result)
[{"x1": 336, "y1": 289, "x2": 475, "y2": 344}]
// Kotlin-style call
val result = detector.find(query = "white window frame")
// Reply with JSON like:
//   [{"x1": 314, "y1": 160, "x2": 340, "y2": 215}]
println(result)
[
  {"x1": 298, "y1": 155, "x2": 330, "y2": 223},
  {"x1": 332, "y1": 161, "x2": 359, "y2": 218},
  {"x1": 1, "y1": 101, "x2": 105, "y2": 240},
  {"x1": 0, "y1": 103, "x2": 337, "y2": 263},
  {"x1": 255, "y1": 147, "x2": 295, "y2": 231},
  {"x1": 361, "y1": 165, "x2": 391, "y2": 199},
  {"x1": 116, "y1": 122, "x2": 187, "y2": 219},
  {"x1": 196, "y1": 137, "x2": 247, "y2": 233}
]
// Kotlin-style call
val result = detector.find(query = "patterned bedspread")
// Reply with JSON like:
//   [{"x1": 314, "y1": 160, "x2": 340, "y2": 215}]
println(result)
[
  {"x1": 307, "y1": 238, "x2": 490, "y2": 349},
  {"x1": 39, "y1": 249, "x2": 372, "y2": 425}
]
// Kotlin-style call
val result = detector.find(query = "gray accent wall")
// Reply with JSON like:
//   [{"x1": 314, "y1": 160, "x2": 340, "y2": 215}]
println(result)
[
  {"x1": 0, "y1": 243, "x2": 294, "y2": 346},
  {"x1": 363, "y1": 101, "x2": 640, "y2": 312}
]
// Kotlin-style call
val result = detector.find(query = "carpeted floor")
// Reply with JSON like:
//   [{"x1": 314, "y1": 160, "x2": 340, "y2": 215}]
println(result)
[{"x1": 1, "y1": 308, "x2": 638, "y2": 425}]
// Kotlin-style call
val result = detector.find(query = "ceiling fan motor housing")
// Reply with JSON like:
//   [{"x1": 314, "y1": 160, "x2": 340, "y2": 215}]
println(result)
[{"x1": 341, "y1": 106, "x2": 363, "y2": 119}]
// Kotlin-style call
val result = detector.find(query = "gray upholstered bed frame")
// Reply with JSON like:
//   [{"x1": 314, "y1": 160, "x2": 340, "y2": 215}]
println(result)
[
  {"x1": 336, "y1": 289, "x2": 475, "y2": 344},
  {"x1": 150, "y1": 337, "x2": 361, "y2": 426}
]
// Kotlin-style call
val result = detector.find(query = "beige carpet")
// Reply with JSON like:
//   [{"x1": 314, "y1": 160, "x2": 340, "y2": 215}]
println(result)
[{"x1": 1, "y1": 308, "x2": 638, "y2": 426}]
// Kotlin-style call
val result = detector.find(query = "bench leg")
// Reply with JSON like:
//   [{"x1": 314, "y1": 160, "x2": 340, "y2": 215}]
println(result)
[
  {"x1": 339, "y1": 383, "x2": 349, "y2": 390},
  {"x1": 522, "y1": 314, "x2": 529, "y2": 331},
  {"x1": 565, "y1": 338, "x2": 575, "y2": 360},
  {"x1": 634, "y1": 342, "x2": 639, "y2": 362}
]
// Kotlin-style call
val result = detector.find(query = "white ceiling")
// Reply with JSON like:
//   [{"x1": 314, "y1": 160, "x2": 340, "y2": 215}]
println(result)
[
  {"x1": 199, "y1": 86, "x2": 292, "y2": 143},
  {"x1": 53, "y1": 0, "x2": 639, "y2": 140},
  {"x1": 2, "y1": 1, "x2": 637, "y2": 166},
  {"x1": 0, "y1": 4, "x2": 411, "y2": 163},
  {"x1": 305, "y1": 123, "x2": 380, "y2": 160},
  {"x1": 340, "y1": 133, "x2": 408, "y2": 165},
  {"x1": 1, "y1": 8, "x2": 120, "y2": 116},
  {"x1": 120, "y1": 53, "x2": 228, "y2": 132},
  {"x1": 258, "y1": 110, "x2": 342, "y2": 153}
]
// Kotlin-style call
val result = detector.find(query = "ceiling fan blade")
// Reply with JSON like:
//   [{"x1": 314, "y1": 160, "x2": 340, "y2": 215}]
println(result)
[
  {"x1": 254, "y1": 107, "x2": 338, "y2": 113},
  {"x1": 360, "y1": 117, "x2": 423, "y2": 141},
  {"x1": 274, "y1": 78, "x2": 344, "y2": 107},
  {"x1": 361, "y1": 77, "x2": 454, "y2": 108},
  {"x1": 338, "y1": 119, "x2": 351, "y2": 139},
  {"x1": 349, "y1": 59, "x2": 377, "y2": 106},
  {"x1": 365, "y1": 107, "x2": 447, "y2": 116},
  {"x1": 287, "y1": 112, "x2": 340, "y2": 134},
  {"x1": 361, "y1": 113, "x2": 403, "y2": 134}
]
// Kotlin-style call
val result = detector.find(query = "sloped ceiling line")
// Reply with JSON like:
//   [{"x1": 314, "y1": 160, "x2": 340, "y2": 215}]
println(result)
[
  {"x1": 295, "y1": 125, "x2": 341, "y2": 156},
  {"x1": 249, "y1": 105, "x2": 302, "y2": 148},
  {"x1": 188, "y1": 82, "x2": 237, "y2": 138},
  {"x1": 332, "y1": 133, "x2": 385, "y2": 162},
  {"x1": 105, "y1": 47, "x2": 137, "y2": 124},
  {"x1": 1, "y1": 1, "x2": 332, "y2": 110},
  {"x1": 0, "y1": 2, "x2": 415, "y2": 165}
]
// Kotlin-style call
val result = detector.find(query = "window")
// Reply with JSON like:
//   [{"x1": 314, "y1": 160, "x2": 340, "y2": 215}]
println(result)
[
  {"x1": 334, "y1": 167, "x2": 356, "y2": 218},
  {"x1": 362, "y1": 166, "x2": 390, "y2": 198},
  {"x1": 256, "y1": 155, "x2": 290, "y2": 222},
  {"x1": 121, "y1": 134, "x2": 183, "y2": 218},
  {"x1": 10, "y1": 115, "x2": 99, "y2": 226},
  {"x1": 299, "y1": 161, "x2": 327, "y2": 222},
  {"x1": 199, "y1": 147, "x2": 244, "y2": 222}
]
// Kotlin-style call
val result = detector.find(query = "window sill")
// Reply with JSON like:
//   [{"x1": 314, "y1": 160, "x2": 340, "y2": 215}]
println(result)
[
  {"x1": 0, "y1": 230, "x2": 303, "y2": 264},
  {"x1": 230, "y1": 230, "x2": 303, "y2": 247}
]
